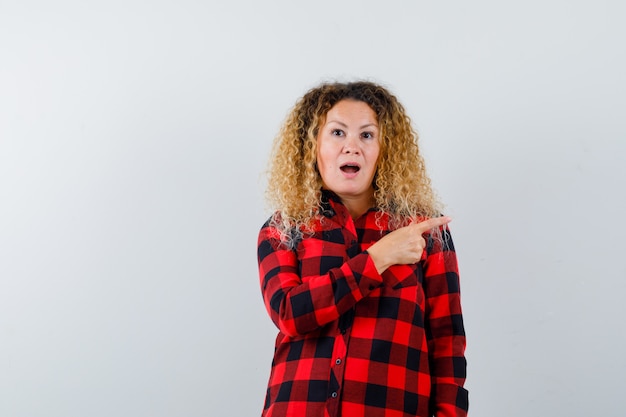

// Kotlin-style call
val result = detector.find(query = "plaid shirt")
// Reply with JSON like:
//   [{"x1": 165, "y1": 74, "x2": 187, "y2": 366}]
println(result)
[{"x1": 258, "y1": 191, "x2": 468, "y2": 417}]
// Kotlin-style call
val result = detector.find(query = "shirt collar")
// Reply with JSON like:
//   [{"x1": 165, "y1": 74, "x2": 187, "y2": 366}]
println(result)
[
  {"x1": 319, "y1": 189, "x2": 339, "y2": 218},
  {"x1": 319, "y1": 189, "x2": 379, "y2": 219}
]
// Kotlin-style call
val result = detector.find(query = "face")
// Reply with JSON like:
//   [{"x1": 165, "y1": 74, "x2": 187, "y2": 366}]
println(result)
[{"x1": 316, "y1": 99, "x2": 380, "y2": 206}]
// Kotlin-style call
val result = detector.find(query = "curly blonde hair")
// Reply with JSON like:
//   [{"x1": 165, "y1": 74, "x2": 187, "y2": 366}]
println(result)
[{"x1": 266, "y1": 81, "x2": 443, "y2": 245}]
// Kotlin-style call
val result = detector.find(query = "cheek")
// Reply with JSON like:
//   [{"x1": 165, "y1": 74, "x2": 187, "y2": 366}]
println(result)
[
  {"x1": 368, "y1": 146, "x2": 381, "y2": 170},
  {"x1": 316, "y1": 142, "x2": 334, "y2": 171},
  {"x1": 315, "y1": 146, "x2": 323, "y2": 171}
]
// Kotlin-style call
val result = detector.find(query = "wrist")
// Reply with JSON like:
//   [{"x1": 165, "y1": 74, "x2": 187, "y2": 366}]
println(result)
[{"x1": 366, "y1": 247, "x2": 390, "y2": 275}]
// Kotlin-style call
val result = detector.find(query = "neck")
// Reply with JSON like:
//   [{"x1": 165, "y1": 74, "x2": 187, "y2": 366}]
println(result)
[{"x1": 339, "y1": 194, "x2": 375, "y2": 219}]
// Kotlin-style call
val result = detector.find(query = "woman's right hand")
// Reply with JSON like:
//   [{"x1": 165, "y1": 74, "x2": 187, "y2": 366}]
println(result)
[{"x1": 367, "y1": 216, "x2": 451, "y2": 275}]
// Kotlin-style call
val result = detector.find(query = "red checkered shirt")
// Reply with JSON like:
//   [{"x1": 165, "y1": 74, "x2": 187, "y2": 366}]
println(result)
[{"x1": 258, "y1": 191, "x2": 468, "y2": 417}]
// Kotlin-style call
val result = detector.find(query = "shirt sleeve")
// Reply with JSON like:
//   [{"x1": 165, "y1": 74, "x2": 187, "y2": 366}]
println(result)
[
  {"x1": 257, "y1": 221, "x2": 383, "y2": 338},
  {"x1": 423, "y1": 226, "x2": 469, "y2": 417}
]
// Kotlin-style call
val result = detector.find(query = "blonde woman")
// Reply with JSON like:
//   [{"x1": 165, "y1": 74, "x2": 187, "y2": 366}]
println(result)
[{"x1": 258, "y1": 81, "x2": 468, "y2": 417}]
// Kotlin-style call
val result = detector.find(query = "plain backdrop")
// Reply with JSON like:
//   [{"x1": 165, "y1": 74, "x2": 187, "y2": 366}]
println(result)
[{"x1": 1, "y1": 1, "x2": 625, "y2": 416}]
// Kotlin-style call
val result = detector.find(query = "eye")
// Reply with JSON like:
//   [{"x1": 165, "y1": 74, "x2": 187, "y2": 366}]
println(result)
[
  {"x1": 361, "y1": 132, "x2": 374, "y2": 139},
  {"x1": 331, "y1": 129, "x2": 344, "y2": 136}
]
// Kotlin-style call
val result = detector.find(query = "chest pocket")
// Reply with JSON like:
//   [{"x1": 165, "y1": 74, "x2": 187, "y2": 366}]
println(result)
[
  {"x1": 297, "y1": 238, "x2": 346, "y2": 281},
  {"x1": 385, "y1": 263, "x2": 424, "y2": 289}
]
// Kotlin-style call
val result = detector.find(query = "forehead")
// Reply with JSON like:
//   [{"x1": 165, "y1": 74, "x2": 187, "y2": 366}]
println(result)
[{"x1": 324, "y1": 99, "x2": 378, "y2": 125}]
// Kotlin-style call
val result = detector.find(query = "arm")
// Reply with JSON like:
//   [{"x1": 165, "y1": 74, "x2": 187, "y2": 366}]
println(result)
[
  {"x1": 423, "y1": 228, "x2": 469, "y2": 417},
  {"x1": 257, "y1": 222, "x2": 383, "y2": 337}
]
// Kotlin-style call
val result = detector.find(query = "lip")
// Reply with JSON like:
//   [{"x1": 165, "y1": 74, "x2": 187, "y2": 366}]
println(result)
[{"x1": 339, "y1": 161, "x2": 361, "y2": 178}]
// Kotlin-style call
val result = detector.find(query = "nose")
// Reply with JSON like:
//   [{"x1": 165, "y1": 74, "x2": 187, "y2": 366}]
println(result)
[{"x1": 342, "y1": 134, "x2": 360, "y2": 154}]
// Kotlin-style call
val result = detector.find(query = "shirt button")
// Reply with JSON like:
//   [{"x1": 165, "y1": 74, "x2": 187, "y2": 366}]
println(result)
[
  {"x1": 331, "y1": 392, "x2": 338, "y2": 398},
  {"x1": 335, "y1": 358, "x2": 342, "y2": 365}
]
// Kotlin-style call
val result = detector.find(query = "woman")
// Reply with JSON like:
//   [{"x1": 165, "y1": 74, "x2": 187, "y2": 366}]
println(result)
[{"x1": 257, "y1": 81, "x2": 468, "y2": 417}]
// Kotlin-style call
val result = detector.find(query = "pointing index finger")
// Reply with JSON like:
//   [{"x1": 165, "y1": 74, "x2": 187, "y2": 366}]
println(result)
[{"x1": 413, "y1": 216, "x2": 452, "y2": 234}]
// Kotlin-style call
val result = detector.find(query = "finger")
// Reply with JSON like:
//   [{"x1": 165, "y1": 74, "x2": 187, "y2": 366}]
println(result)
[{"x1": 412, "y1": 216, "x2": 451, "y2": 234}]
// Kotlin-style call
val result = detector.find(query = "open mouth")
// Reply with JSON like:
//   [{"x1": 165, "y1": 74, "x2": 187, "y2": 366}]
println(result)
[{"x1": 340, "y1": 163, "x2": 360, "y2": 174}]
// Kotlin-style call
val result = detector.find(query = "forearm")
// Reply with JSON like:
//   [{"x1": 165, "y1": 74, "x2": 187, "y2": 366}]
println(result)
[
  {"x1": 424, "y1": 230, "x2": 468, "y2": 416},
  {"x1": 259, "y1": 241, "x2": 383, "y2": 337},
  {"x1": 427, "y1": 325, "x2": 468, "y2": 417}
]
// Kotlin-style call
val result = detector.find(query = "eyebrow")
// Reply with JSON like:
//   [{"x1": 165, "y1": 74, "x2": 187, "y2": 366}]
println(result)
[{"x1": 326, "y1": 120, "x2": 379, "y2": 129}]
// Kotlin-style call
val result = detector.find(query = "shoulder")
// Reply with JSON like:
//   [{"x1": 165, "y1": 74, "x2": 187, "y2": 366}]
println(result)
[
  {"x1": 425, "y1": 224, "x2": 455, "y2": 255},
  {"x1": 258, "y1": 212, "x2": 306, "y2": 252}
]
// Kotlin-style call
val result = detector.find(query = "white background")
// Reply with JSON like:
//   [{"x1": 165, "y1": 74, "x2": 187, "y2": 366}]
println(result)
[{"x1": 1, "y1": 1, "x2": 625, "y2": 416}]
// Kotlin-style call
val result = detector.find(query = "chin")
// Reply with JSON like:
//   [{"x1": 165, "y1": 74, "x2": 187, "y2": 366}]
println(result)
[{"x1": 336, "y1": 187, "x2": 372, "y2": 197}]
